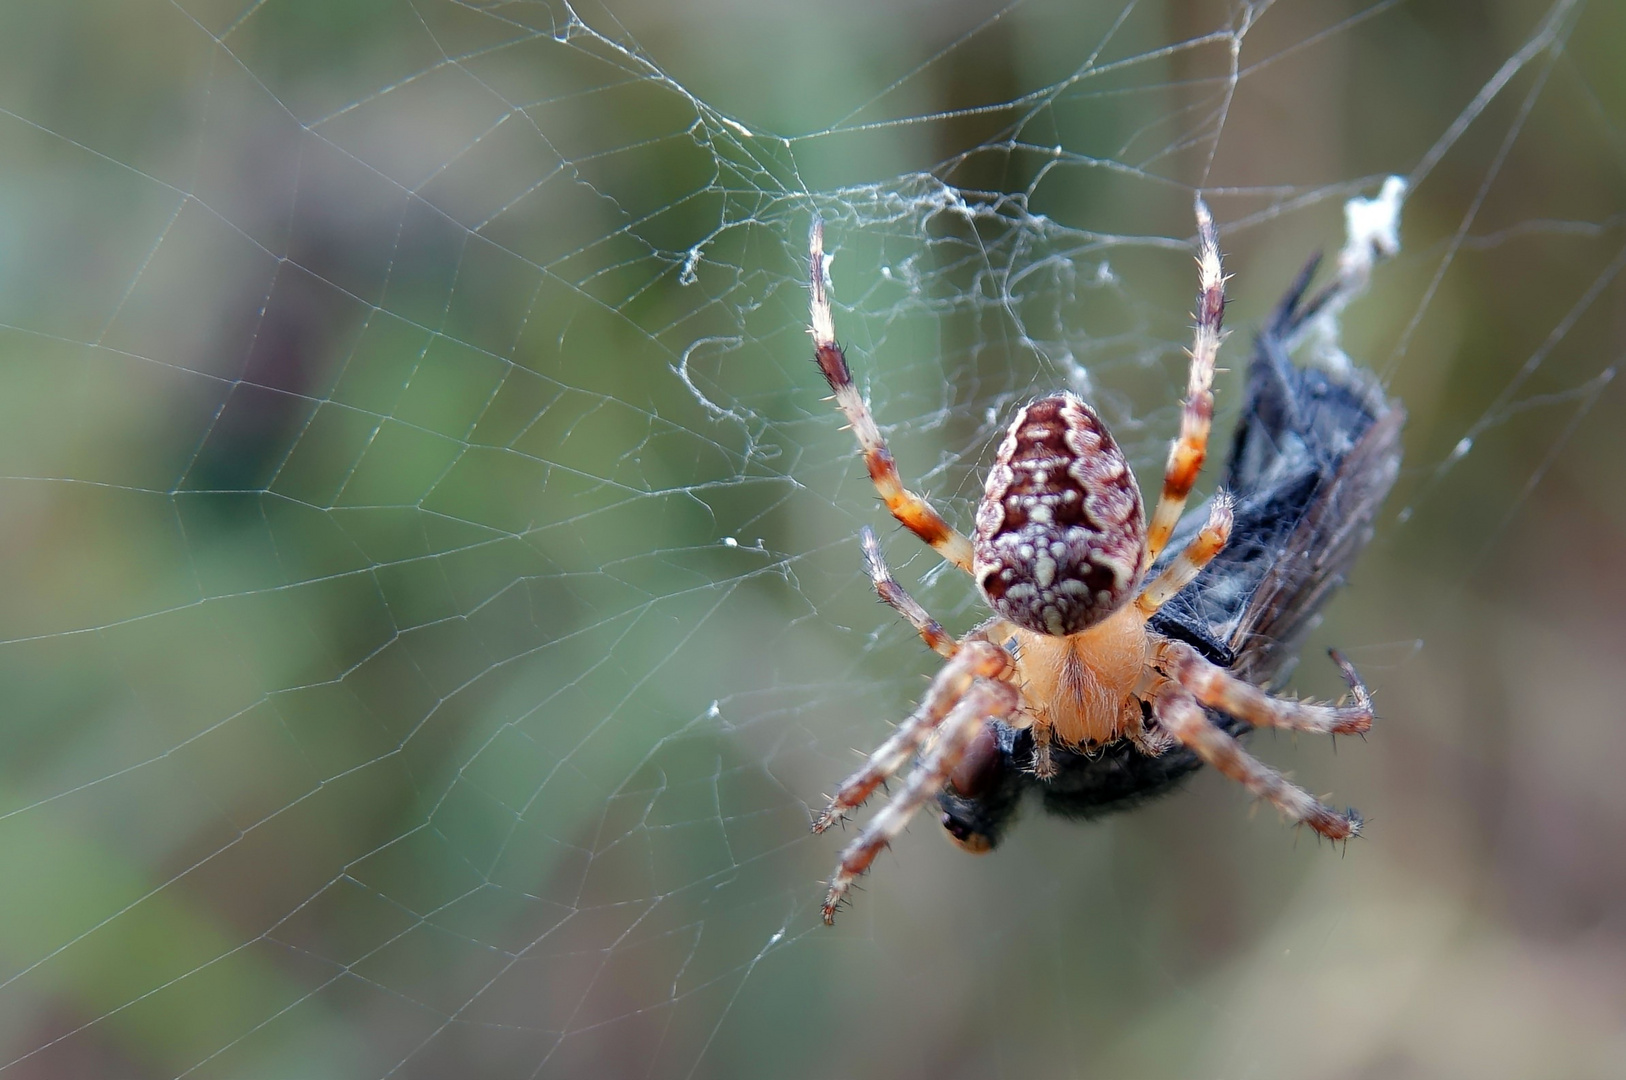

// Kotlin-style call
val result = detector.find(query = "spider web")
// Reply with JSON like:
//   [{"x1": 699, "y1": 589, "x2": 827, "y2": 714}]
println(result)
[{"x1": 0, "y1": 0, "x2": 1622, "y2": 1077}]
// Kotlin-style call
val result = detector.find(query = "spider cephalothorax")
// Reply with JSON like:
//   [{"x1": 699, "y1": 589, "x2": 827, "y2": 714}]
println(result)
[{"x1": 807, "y1": 200, "x2": 1381, "y2": 925}]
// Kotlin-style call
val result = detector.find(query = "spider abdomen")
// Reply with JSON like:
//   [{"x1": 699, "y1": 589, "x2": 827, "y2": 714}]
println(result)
[{"x1": 973, "y1": 393, "x2": 1146, "y2": 636}]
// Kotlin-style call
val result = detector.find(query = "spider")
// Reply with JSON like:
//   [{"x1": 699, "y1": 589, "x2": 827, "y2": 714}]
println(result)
[
  {"x1": 808, "y1": 200, "x2": 1382, "y2": 925},
  {"x1": 937, "y1": 252, "x2": 1405, "y2": 853}
]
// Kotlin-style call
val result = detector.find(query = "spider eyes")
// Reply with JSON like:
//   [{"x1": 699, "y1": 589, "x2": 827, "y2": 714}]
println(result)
[{"x1": 972, "y1": 394, "x2": 1147, "y2": 636}]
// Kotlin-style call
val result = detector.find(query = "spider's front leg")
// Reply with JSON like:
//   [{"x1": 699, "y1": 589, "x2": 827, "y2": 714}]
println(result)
[
  {"x1": 1150, "y1": 682, "x2": 1363, "y2": 841},
  {"x1": 1159, "y1": 639, "x2": 1374, "y2": 736},
  {"x1": 822, "y1": 666, "x2": 1020, "y2": 924},
  {"x1": 813, "y1": 638, "x2": 1011, "y2": 834}
]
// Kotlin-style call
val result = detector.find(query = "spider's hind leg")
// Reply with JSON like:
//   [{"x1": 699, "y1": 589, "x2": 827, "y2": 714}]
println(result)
[
  {"x1": 1145, "y1": 198, "x2": 1228, "y2": 563},
  {"x1": 809, "y1": 222, "x2": 976, "y2": 574}
]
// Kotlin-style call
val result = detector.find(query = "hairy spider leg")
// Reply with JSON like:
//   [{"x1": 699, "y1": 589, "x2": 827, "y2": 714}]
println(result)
[
  {"x1": 809, "y1": 221, "x2": 976, "y2": 574},
  {"x1": 1145, "y1": 196, "x2": 1227, "y2": 564},
  {"x1": 813, "y1": 639, "x2": 1011, "y2": 834},
  {"x1": 1161, "y1": 640, "x2": 1374, "y2": 736},
  {"x1": 1151, "y1": 684, "x2": 1362, "y2": 840},
  {"x1": 823, "y1": 675, "x2": 1021, "y2": 924},
  {"x1": 860, "y1": 526, "x2": 958, "y2": 659},
  {"x1": 1135, "y1": 492, "x2": 1235, "y2": 617}
]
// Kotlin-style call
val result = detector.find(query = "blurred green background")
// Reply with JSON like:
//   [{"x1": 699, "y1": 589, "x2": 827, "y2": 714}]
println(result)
[{"x1": 0, "y1": 0, "x2": 1623, "y2": 1077}]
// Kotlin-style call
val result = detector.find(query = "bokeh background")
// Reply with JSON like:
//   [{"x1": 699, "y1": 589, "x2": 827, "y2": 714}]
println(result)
[{"x1": 1, "y1": 0, "x2": 1623, "y2": 1077}]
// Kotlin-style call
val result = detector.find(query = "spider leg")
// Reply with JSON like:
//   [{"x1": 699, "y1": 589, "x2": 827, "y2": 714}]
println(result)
[
  {"x1": 823, "y1": 674, "x2": 1021, "y2": 924},
  {"x1": 1160, "y1": 639, "x2": 1374, "y2": 736},
  {"x1": 860, "y1": 526, "x2": 958, "y2": 659},
  {"x1": 1151, "y1": 684, "x2": 1362, "y2": 840},
  {"x1": 813, "y1": 639, "x2": 1010, "y2": 834},
  {"x1": 1145, "y1": 197, "x2": 1227, "y2": 564},
  {"x1": 1135, "y1": 491, "x2": 1234, "y2": 617},
  {"x1": 810, "y1": 221, "x2": 976, "y2": 574}
]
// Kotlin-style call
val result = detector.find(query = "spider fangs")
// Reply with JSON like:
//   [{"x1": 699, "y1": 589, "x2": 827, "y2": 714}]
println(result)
[{"x1": 808, "y1": 200, "x2": 1376, "y2": 926}]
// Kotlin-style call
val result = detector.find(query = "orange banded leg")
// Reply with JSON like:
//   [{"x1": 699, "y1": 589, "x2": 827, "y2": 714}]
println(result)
[
  {"x1": 813, "y1": 639, "x2": 1011, "y2": 835},
  {"x1": 809, "y1": 221, "x2": 975, "y2": 574},
  {"x1": 823, "y1": 675, "x2": 1020, "y2": 924},
  {"x1": 1161, "y1": 640, "x2": 1374, "y2": 736},
  {"x1": 1135, "y1": 491, "x2": 1233, "y2": 617},
  {"x1": 1146, "y1": 197, "x2": 1227, "y2": 563},
  {"x1": 1153, "y1": 685, "x2": 1361, "y2": 840},
  {"x1": 860, "y1": 526, "x2": 957, "y2": 659}
]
